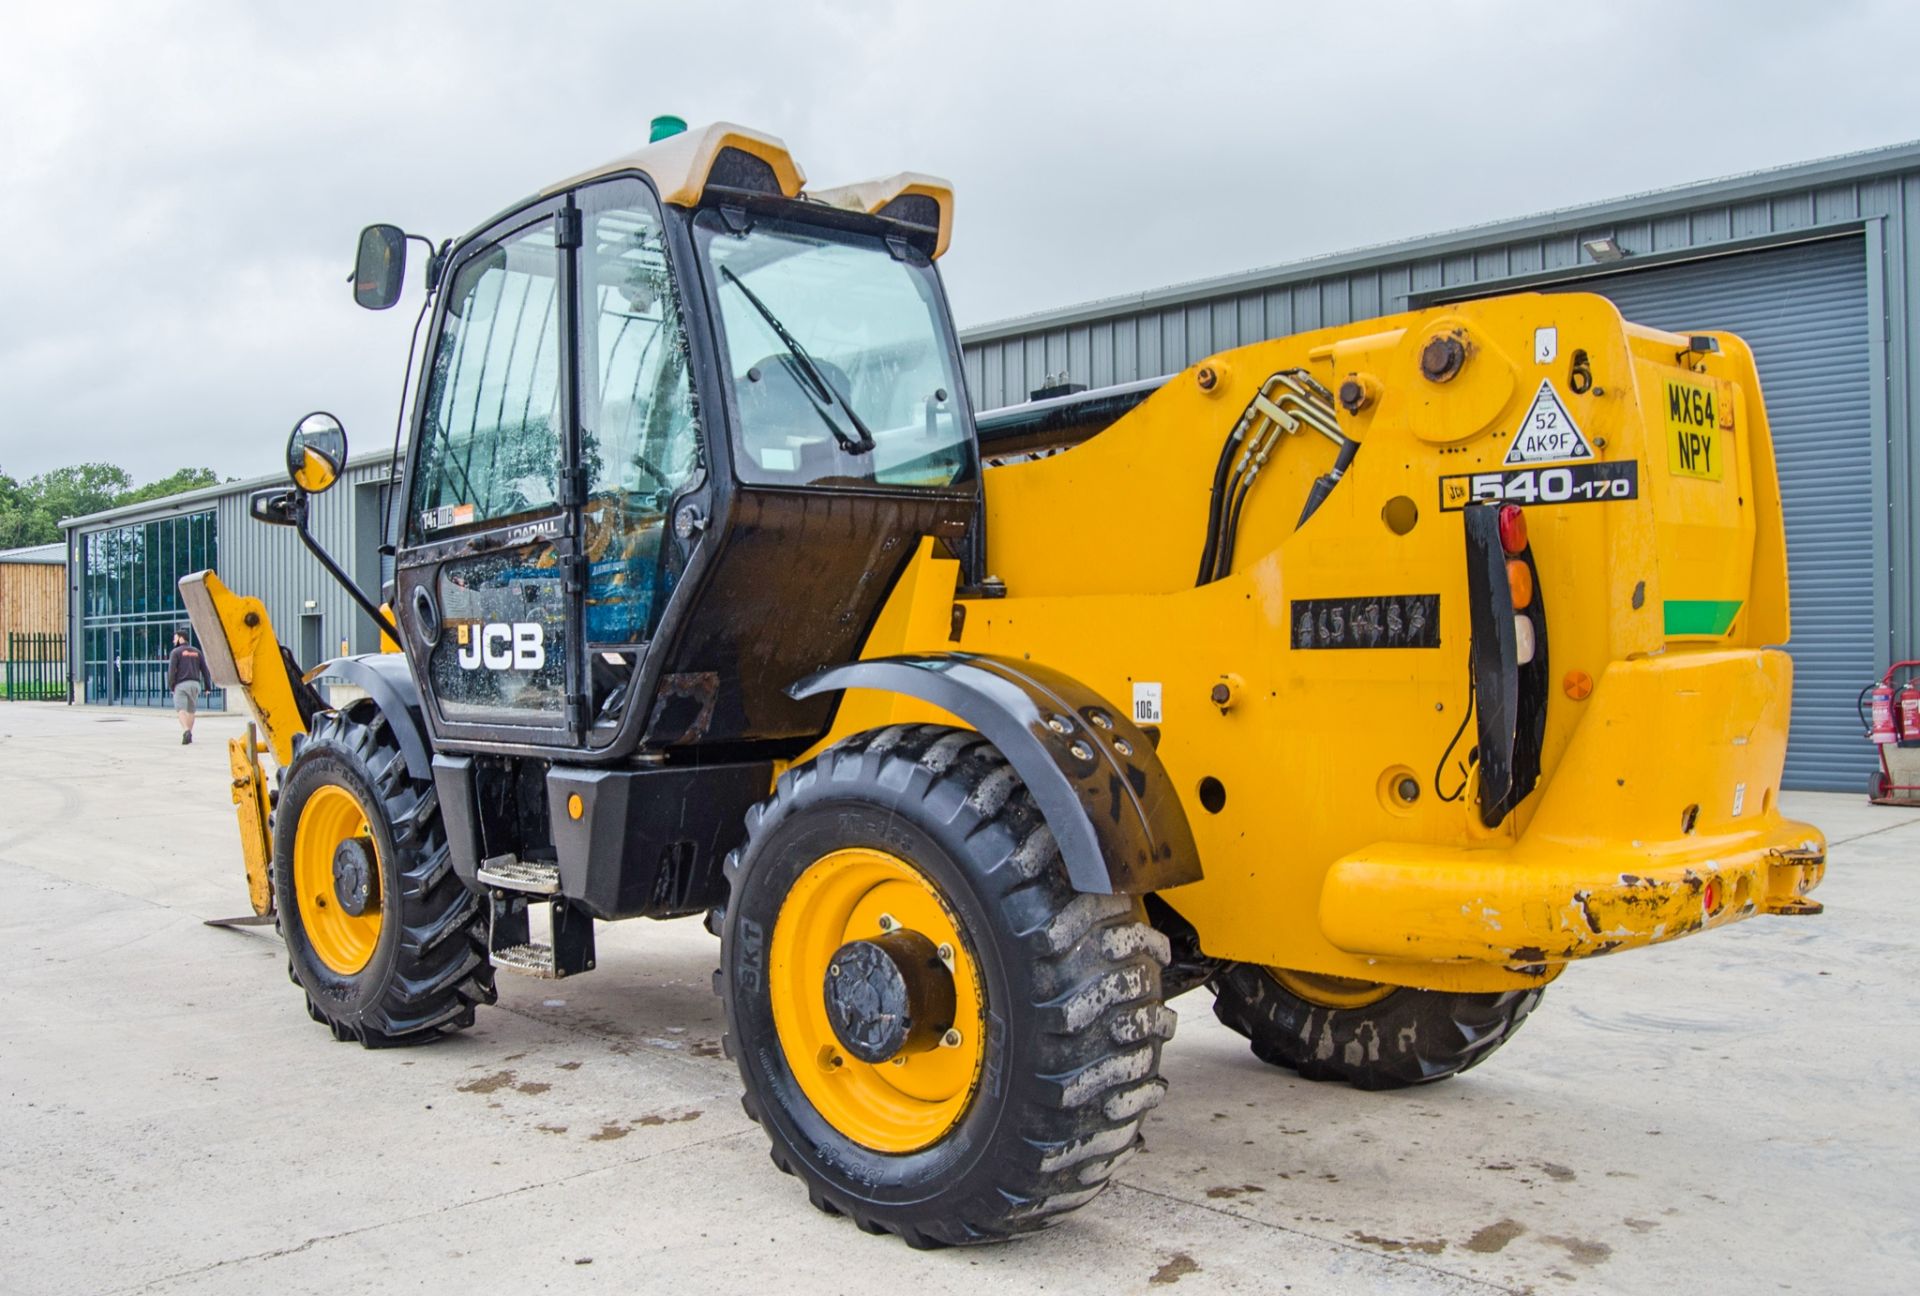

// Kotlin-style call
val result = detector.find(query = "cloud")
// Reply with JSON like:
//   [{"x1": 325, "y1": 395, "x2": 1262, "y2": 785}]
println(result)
[{"x1": 0, "y1": 0, "x2": 1912, "y2": 482}]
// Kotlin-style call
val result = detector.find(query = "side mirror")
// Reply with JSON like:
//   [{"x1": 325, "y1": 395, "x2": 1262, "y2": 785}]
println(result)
[
  {"x1": 248, "y1": 488, "x2": 302, "y2": 527},
  {"x1": 287, "y1": 412, "x2": 348, "y2": 495},
  {"x1": 353, "y1": 224, "x2": 407, "y2": 310}
]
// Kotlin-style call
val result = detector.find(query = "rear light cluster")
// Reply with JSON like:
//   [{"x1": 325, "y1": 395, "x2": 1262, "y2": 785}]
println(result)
[{"x1": 1498, "y1": 505, "x2": 1536, "y2": 665}]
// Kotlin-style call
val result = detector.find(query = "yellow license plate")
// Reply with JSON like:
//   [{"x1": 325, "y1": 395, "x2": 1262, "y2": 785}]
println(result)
[{"x1": 1665, "y1": 377, "x2": 1724, "y2": 481}]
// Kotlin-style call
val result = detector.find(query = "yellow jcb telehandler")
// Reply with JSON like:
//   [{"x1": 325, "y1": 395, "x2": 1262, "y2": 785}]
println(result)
[{"x1": 183, "y1": 119, "x2": 1826, "y2": 1246}]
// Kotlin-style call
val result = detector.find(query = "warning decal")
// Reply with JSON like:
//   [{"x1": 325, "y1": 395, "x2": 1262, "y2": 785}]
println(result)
[
  {"x1": 1132, "y1": 682, "x2": 1163, "y2": 725},
  {"x1": 1504, "y1": 379, "x2": 1591, "y2": 465}
]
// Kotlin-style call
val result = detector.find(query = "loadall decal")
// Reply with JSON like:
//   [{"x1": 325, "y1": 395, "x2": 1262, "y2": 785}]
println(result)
[
  {"x1": 1291, "y1": 595, "x2": 1440, "y2": 649},
  {"x1": 1665, "y1": 377, "x2": 1725, "y2": 480},
  {"x1": 1439, "y1": 461, "x2": 1638, "y2": 511}
]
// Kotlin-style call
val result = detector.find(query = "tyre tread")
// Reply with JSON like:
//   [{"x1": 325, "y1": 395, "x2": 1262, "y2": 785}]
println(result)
[{"x1": 719, "y1": 723, "x2": 1174, "y2": 1246}]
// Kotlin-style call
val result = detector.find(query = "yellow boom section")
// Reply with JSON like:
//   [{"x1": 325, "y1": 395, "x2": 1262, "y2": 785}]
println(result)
[
  {"x1": 180, "y1": 570, "x2": 312, "y2": 917},
  {"x1": 827, "y1": 291, "x2": 1824, "y2": 993}
]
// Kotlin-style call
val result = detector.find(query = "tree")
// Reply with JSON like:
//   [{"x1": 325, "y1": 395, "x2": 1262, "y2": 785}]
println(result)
[
  {"x1": 119, "y1": 467, "x2": 220, "y2": 506},
  {"x1": 0, "y1": 463, "x2": 225, "y2": 549},
  {"x1": 0, "y1": 470, "x2": 27, "y2": 548}
]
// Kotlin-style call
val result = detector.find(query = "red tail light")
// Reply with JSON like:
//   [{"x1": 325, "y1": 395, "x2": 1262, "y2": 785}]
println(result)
[{"x1": 1497, "y1": 504, "x2": 1528, "y2": 555}]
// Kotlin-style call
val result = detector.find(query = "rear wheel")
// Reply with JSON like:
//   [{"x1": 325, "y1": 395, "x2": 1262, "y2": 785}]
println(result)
[
  {"x1": 276, "y1": 703, "x2": 494, "y2": 1046},
  {"x1": 1210, "y1": 962, "x2": 1541, "y2": 1090},
  {"x1": 718, "y1": 724, "x2": 1175, "y2": 1246}
]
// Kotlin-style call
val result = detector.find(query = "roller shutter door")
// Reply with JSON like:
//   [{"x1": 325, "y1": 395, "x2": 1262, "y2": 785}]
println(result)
[{"x1": 1548, "y1": 236, "x2": 1874, "y2": 790}]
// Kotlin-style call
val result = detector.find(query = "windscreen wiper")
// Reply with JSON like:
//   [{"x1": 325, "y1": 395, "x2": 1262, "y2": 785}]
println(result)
[{"x1": 719, "y1": 266, "x2": 876, "y2": 454}]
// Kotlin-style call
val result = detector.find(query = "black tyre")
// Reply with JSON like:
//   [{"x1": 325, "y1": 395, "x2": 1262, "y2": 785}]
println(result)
[
  {"x1": 718, "y1": 724, "x2": 1175, "y2": 1246},
  {"x1": 1210, "y1": 963, "x2": 1541, "y2": 1090},
  {"x1": 275, "y1": 702, "x2": 495, "y2": 1046}
]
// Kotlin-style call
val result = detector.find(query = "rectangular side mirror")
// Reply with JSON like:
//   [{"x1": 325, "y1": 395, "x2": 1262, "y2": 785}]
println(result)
[
  {"x1": 248, "y1": 488, "x2": 302, "y2": 527},
  {"x1": 354, "y1": 224, "x2": 408, "y2": 310}
]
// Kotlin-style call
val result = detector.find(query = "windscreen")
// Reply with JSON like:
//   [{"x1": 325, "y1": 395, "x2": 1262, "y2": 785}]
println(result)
[{"x1": 697, "y1": 211, "x2": 975, "y2": 491}]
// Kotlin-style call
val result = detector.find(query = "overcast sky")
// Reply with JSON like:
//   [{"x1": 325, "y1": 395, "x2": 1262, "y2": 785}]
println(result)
[{"x1": 1, "y1": 0, "x2": 1914, "y2": 484}]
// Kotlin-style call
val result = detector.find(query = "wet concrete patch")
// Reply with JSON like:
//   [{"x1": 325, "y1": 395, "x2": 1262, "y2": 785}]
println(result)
[
  {"x1": 1148, "y1": 1252, "x2": 1198, "y2": 1284},
  {"x1": 1350, "y1": 1231, "x2": 1447, "y2": 1255},
  {"x1": 457, "y1": 1070, "x2": 517, "y2": 1095},
  {"x1": 1543, "y1": 1235, "x2": 1613, "y2": 1265},
  {"x1": 1465, "y1": 1219, "x2": 1526, "y2": 1254}
]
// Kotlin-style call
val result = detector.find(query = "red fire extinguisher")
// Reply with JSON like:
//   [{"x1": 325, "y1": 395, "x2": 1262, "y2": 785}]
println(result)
[
  {"x1": 1900, "y1": 678, "x2": 1920, "y2": 747},
  {"x1": 1870, "y1": 679, "x2": 1899, "y2": 744}
]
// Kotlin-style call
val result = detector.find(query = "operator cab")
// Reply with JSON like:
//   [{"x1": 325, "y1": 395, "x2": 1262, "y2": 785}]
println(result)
[{"x1": 366, "y1": 123, "x2": 977, "y2": 762}]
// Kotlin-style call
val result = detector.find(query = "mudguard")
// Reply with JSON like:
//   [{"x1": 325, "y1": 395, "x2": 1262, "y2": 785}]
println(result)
[
  {"x1": 790, "y1": 653, "x2": 1202, "y2": 896},
  {"x1": 312, "y1": 653, "x2": 433, "y2": 782}
]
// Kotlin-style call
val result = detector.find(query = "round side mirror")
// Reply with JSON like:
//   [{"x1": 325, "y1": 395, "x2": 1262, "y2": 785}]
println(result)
[{"x1": 287, "y1": 412, "x2": 348, "y2": 494}]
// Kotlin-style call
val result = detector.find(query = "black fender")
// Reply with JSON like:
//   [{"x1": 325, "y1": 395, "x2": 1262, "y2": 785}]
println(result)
[
  {"x1": 310, "y1": 653, "x2": 433, "y2": 783},
  {"x1": 789, "y1": 654, "x2": 1202, "y2": 896}
]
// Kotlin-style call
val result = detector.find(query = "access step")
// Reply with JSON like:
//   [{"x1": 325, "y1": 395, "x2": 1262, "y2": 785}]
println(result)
[
  {"x1": 487, "y1": 891, "x2": 595, "y2": 979},
  {"x1": 476, "y1": 855, "x2": 560, "y2": 894},
  {"x1": 491, "y1": 943, "x2": 566, "y2": 978}
]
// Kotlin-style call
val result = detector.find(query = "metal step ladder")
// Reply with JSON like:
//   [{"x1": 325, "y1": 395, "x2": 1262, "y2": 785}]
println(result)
[{"x1": 480, "y1": 854, "x2": 595, "y2": 979}]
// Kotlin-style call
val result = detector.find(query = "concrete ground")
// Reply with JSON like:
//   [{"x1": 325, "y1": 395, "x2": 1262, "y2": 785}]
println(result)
[{"x1": 1, "y1": 701, "x2": 1915, "y2": 1296}]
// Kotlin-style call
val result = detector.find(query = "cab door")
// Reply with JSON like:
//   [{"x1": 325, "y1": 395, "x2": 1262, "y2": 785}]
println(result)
[
  {"x1": 570, "y1": 177, "x2": 708, "y2": 745},
  {"x1": 396, "y1": 198, "x2": 584, "y2": 748}
]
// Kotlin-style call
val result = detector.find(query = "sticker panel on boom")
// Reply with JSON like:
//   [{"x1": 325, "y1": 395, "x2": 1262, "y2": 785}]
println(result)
[{"x1": 1439, "y1": 461, "x2": 1639, "y2": 511}]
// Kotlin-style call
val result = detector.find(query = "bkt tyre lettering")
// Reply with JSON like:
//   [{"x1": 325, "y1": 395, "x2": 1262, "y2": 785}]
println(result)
[{"x1": 456, "y1": 622, "x2": 546, "y2": 671}]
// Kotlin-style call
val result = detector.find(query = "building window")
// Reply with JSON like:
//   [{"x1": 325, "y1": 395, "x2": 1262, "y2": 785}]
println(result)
[{"x1": 79, "y1": 510, "x2": 221, "y2": 708}]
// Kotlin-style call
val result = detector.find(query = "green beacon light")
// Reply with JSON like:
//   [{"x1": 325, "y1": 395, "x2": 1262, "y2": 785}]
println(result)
[{"x1": 650, "y1": 115, "x2": 688, "y2": 143}]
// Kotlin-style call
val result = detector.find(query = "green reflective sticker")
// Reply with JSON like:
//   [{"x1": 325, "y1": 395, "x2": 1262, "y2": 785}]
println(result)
[{"x1": 1664, "y1": 599, "x2": 1743, "y2": 636}]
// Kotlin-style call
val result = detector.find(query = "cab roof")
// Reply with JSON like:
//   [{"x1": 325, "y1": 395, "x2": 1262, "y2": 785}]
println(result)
[{"x1": 543, "y1": 121, "x2": 954, "y2": 258}]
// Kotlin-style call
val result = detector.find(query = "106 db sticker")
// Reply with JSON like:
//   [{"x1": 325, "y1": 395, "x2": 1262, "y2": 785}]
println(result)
[{"x1": 1439, "y1": 460, "x2": 1639, "y2": 511}]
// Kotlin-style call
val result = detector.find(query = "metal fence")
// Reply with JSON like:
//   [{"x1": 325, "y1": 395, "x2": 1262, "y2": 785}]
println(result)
[{"x1": 3, "y1": 633, "x2": 68, "y2": 701}]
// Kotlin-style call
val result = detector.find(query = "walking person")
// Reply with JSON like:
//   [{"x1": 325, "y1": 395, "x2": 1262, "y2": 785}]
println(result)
[{"x1": 168, "y1": 629, "x2": 212, "y2": 745}]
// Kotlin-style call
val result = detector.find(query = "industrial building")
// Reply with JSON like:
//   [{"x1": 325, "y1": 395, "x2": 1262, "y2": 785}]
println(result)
[
  {"x1": 0, "y1": 542, "x2": 64, "y2": 640},
  {"x1": 59, "y1": 452, "x2": 398, "y2": 710},
  {"x1": 59, "y1": 139, "x2": 1920, "y2": 789}
]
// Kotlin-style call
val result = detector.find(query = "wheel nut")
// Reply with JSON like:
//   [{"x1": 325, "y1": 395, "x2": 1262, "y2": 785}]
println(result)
[
  {"x1": 941, "y1": 1029, "x2": 963, "y2": 1049},
  {"x1": 877, "y1": 914, "x2": 896, "y2": 932},
  {"x1": 936, "y1": 942, "x2": 954, "y2": 966}
]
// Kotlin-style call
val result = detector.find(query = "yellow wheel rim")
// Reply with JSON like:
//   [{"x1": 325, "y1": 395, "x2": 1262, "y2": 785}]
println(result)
[
  {"x1": 293, "y1": 783, "x2": 383, "y2": 976},
  {"x1": 1268, "y1": 967, "x2": 1395, "y2": 1010},
  {"x1": 769, "y1": 847, "x2": 985, "y2": 1154}
]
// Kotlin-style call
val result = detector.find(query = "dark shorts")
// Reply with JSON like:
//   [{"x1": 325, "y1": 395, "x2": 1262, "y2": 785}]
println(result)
[{"x1": 173, "y1": 681, "x2": 203, "y2": 714}]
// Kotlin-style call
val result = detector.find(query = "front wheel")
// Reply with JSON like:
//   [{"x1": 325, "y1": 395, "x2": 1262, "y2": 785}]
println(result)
[
  {"x1": 275, "y1": 703, "x2": 495, "y2": 1046},
  {"x1": 718, "y1": 725, "x2": 1175, "y2": 1246},
  {"x1": 1210, "y1": 963, "x2": 1542, "y2": 1090}
]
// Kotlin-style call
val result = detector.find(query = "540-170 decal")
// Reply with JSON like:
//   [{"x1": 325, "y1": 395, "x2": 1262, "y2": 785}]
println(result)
[{"x1": 1439, "y1": 460, "x2": 1638, "y2": 512}]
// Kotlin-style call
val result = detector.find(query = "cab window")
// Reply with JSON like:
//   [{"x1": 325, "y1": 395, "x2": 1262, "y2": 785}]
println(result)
[
  {"x1": 578, "y1": 183, "x2": 702, "y2": 645},
  {"x1": 409, "y1": 221, "x2": 563, "y2": 540},
  {"x1": 697, "y1": 211, "x2": 975, "y2": 491}
]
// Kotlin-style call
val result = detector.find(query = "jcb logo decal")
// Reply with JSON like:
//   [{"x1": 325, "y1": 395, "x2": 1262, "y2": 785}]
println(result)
[
  {"x1": 455, "y1": 622, "x2": 546, "y2": 671},
  {"x1": 1665, "y1": 379, "x2": 1725, "y2": 482}
]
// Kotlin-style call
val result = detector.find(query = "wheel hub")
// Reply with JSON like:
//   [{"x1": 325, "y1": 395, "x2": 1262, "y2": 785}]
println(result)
[
  {"x1": 823, "y1": 929, "x2": 956, "y2": 1064},
  {"x1": 331, "y1": 837, "x2": 377, "y2": 917}
]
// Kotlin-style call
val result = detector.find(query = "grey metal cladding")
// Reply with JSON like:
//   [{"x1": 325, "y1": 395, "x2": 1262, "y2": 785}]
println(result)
[
  {"x1": 1542, "y1": 237, "x2": 1875, "y2": 792},
  {"x1": 960, "y1": 142, "x2": 1920, "y2": 793}
]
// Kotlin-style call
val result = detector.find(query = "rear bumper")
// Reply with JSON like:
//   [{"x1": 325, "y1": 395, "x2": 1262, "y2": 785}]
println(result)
[
  {"x1": 1320, "y1": 823, "x2": 1825, "y2": 967},
  {"x1": 1320, "y1": 648, "x2": 1826, "y2": 969}
]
